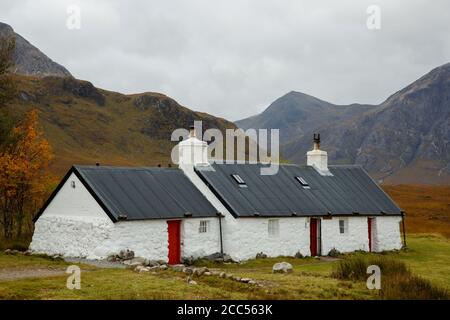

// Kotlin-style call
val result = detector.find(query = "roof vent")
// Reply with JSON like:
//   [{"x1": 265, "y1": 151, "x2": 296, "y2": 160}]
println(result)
[
  {"x1": 291, "y1": 212, "x2": 297, "y2": 216},
  {"x1": 231, "y1": 174, "x2": 247, "y2": 187},
  {"x1": 352, "y1": 211, "x2": 359, "y2": 215},
  {"x1": 184, "y1": 212, "x2": 193, "y2": 217},
  {"x1": 253, "y1": 212, "x2": 260, "y2": 217},
  {"x1": 295, "y1": 176, "x2": 310, "y2": 189},
  {"x1": 118, "y1": 214, "x2": 128, "y2": 220}
]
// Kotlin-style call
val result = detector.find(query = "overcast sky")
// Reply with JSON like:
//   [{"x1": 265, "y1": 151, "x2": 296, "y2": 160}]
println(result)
[{"x1": 1, "y1": 0, "x2": 449, "y2": 120}]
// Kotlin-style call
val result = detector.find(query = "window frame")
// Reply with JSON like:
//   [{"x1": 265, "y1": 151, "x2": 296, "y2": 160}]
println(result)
[
  {"x1": 339, "y1": 219, "x2": 348, "y2": 234},
  {"x1": 199, "y1": 220, "x2": 210, "y2": 234},
  {"x1": 268, "y1": 219, "x2": 280, "y2": 237}
]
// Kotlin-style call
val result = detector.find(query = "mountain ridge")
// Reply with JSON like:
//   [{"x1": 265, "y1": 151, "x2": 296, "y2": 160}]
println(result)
[
  {"x1": 236, "y1": 62, "x2": 450, "y2": 184},
  {"x1": 0, "y1": 22, "x2": 72, "y2": 78}
]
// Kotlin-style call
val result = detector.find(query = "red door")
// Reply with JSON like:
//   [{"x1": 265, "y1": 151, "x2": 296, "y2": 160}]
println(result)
[
  {"x1": 368, "y1": 218, "x2": 373, "y2": 252},
  {"x1": 167, "y1": 220, "x2": 181, "y2": 264},
  {"x1": 310, "y1": 218, "x2": 318, "y2": 256}
]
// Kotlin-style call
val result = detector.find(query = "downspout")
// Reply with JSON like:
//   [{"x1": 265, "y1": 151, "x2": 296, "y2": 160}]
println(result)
[
  {"x1": 401, "y1": 211, "x2": 407, "y2": 249},
  {"x1": 217, "y1": 212, "x2": 224, "y2": 256}
]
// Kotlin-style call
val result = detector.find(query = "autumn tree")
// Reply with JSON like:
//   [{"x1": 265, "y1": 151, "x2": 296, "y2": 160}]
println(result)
[{"x1": 0, "y1": 110, "x2": 53, "y2": 239}]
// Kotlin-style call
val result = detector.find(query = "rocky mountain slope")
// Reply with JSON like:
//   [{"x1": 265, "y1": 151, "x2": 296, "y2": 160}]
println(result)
[
  {"x1": 9, "y1": 74, "x2": 235, "y2": 176},
  {"x1": 1, "y1": 22, "x2": 235, "y2": 176},
  {"x1": 0, "y1": 22, "x2": 72, "y2": 78},
  {"x1": 236, "y1": 91, "x2": 372, "y2": 142},
  {"x1": 237, "y1": 63, "x2": 450, "y2": 184}
]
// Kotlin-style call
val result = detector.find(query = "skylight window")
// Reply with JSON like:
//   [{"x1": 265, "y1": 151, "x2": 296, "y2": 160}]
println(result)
[
  {"x1": 295, "y1": 176, "x2": 310, "y2": 189},
  {"x1": 231, "y1": 174, "x2": 247, "y2": 187}
]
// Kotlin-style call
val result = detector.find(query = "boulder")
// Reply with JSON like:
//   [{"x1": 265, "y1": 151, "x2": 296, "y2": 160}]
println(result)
[
  {"x1": 182, "y1": 256, "x2": 195, "y2": 266},
  {"x1": 194, "y1": 267, "x2": 208, "y2": 276},
  {"x1": 148, "y1": 266, "x2": 160, "y2": 272},
  {"x1": 272, "y1": 262, "x2": 293, "y2": 274},
  {"x1": 188, "y1": 280, "x2": 197, "y2": 285},
  {"x1": 171, "y1": 264, "x2": 185, "y2": 272},
  {"x1": 204, "y1": 252, "x2": 222, "y2": 261},
  {"x1": 158, "y1": 264, "x2": 168, "y2": 270},
  {"x1": 256, "y1": 252, "x2": 267, "y2": 259},
  {"x1": 222, "y1": 254, "x2": 233, "y2": 263},
  {"x1": 219, "y1": 272, "x2": 226, "y2": 278},
  {"x1": 134, "y1": 265, "x2": 145, "y2": 272},
  {"x1": 183, "y1": 267, "x2": 194, "y2": 274},
  {"x1": 240, "y1": 278, "x2": 252, "y2": 283},
  {"x1": 118, "y1": 249, "x2": 134, "y2": 260},
  {"x1": 144, "y1": 259, "x2": 160, "y2": 267},
  {"x1": 327, "y1": 248, "x2": 341, "y2": 258},
  {"x1": 204, "y1": 271, "x2": 212, "y2": 276},
  {"x1": 294, "y1": 251, "x2": 304, "y2": 259}
]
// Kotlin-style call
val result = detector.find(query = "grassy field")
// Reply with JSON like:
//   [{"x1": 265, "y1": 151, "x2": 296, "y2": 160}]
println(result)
[
  {"x1": 383, "y1": 185, "x2": 450, "y2": 238},
  {"x1": 0, "y1": 234, "x2": 448, "y2": 300}
]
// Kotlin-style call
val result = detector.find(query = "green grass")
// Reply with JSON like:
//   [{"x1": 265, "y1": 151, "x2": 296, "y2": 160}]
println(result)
[{"x1": 0, "y1": 234, "x2": 448, "y2": 300}]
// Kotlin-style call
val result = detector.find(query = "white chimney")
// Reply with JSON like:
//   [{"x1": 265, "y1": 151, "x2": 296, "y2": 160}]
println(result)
[
  {"x1": 307, "y1": 133, "x2": 332, "y2": 176},
  {"x1": 178, "y1": 125, "x2": 208, "y2": 166}
]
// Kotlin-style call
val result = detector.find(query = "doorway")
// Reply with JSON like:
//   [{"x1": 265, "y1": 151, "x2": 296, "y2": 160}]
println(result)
[
  {"x1": 167, "y1": 220, "x2": 181, "y2": 264},
  {"x1": 368, "y1": 217, "x2": 375, "y2": 252},
  {"x1": 310, "y1": 218, "x2": 321, "y2": 256}
]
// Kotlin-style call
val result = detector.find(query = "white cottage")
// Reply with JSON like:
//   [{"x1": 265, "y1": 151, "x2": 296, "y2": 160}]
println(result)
[{"x1": 30, "y1": 128, "x2": 405, "y2": 262}]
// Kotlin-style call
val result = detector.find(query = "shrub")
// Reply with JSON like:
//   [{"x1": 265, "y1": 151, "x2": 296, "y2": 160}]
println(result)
[
  {"x1": 332, "y1": 255, "x2": 449, "y2": 299},
  {"x1": 382, "y1": 274, "x2": 449, "y2": 300},
  {"x1": 331, "y1": 255, "x2": 408, "y2": 281}
]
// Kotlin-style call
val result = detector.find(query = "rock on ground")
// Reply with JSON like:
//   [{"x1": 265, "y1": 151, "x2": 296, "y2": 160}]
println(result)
[{"x1": 272, "y1": 262, "x2": 293, "y2": 274}]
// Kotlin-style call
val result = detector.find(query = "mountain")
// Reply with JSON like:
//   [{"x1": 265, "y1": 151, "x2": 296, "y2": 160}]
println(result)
[
  {"x1": 9, "y1": 74, "x2": 235, "y2": 176},
  {"x1": 236, "y1": 63, "x2": 450, "y2": 184},
  {"x1": 1, "y1": 22, "x2": 235, "y2": 176},
  {"x1": 236, "y1": 91, "x2": 372, "y2": 142},
  {"x1": 0, "y1": 22, "x2": 72, "y2": 78}
]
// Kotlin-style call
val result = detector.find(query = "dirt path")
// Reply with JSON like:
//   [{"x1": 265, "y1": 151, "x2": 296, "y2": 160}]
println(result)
[{"x1": 0, "y1": 268, "x2": 67, "y2": 281}]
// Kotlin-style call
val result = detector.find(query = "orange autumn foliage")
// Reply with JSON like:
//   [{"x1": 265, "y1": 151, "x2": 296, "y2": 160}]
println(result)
[{"x1": 0, "y1": 109, "x2": 53, "y2": 239}]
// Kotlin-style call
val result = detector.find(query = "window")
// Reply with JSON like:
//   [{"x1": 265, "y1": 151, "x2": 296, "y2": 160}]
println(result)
[
  {"x1": 231, "y1": 174, "x2": 247, "y2": 187},
  {"x1": 199, "y1": 220, "x2": 209, "y2": 233},
  {"x1": 268, "y1": 219, "x2": 279, "y2": 237},
  {"x1": 295, "y1": 176, "x2": 310, "y2": 189},
  {"x1": 71, "y1": 180, "x2": 76, "y2": 189},
  {"x1": 339, "y1": 219, "x2": 348, "y2": 234}
]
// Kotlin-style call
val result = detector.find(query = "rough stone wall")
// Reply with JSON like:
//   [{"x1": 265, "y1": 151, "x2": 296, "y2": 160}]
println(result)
[
  {"x1": 30, "y1": 215, "x2": 113, "y2": 258},
  {"x1": 372, "y1": 216, "x2": 403, "y2": 252},
  {"x1": 182, "y1": 218, "x2": 221, "y2": 258},
  {"x1": 224, "y1": 217, "x2": 310, "y2": 261},
  {"x1": 321, "y1": 217, "x2": 369, "y2": 254}
]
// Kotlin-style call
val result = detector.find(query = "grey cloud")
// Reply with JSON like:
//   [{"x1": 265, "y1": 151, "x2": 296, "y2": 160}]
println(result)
[{"x1": 1, "y1": 0, "x2": 449, "y2": 120}]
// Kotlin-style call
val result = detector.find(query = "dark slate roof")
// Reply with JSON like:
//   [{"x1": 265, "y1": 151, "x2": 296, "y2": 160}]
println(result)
[
  {"x1": 195, "y1": 163, "x2": 402, "y2": 217},
  {"x1": 35, "y1": 166, "x2": 218, "y2": 222}
]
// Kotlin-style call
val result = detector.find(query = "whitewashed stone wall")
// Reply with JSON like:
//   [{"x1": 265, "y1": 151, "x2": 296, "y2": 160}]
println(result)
[
  {"x1": 182, "y1": 218, "x2": 221, "y2": 258},
  {"x1": 372, "y1": 216, "x2": 403, "y2": 252},
  {"x1": 30, "y1": 173, "x2": 115, "y2": 258},
  {"x1": 321, "y1": 217, "x2": 369, "y2": 254},
  {"x1": 30, "y1": 215, "x2": 113, "y2": 258},
  {"x1": 224, "y1": 217, "x2": 310, "y2": 261}
]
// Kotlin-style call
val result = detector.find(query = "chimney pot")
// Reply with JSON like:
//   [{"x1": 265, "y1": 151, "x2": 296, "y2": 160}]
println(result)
[{"x1": 189, "y1": 125, "x2": 196, "y2": 138}]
